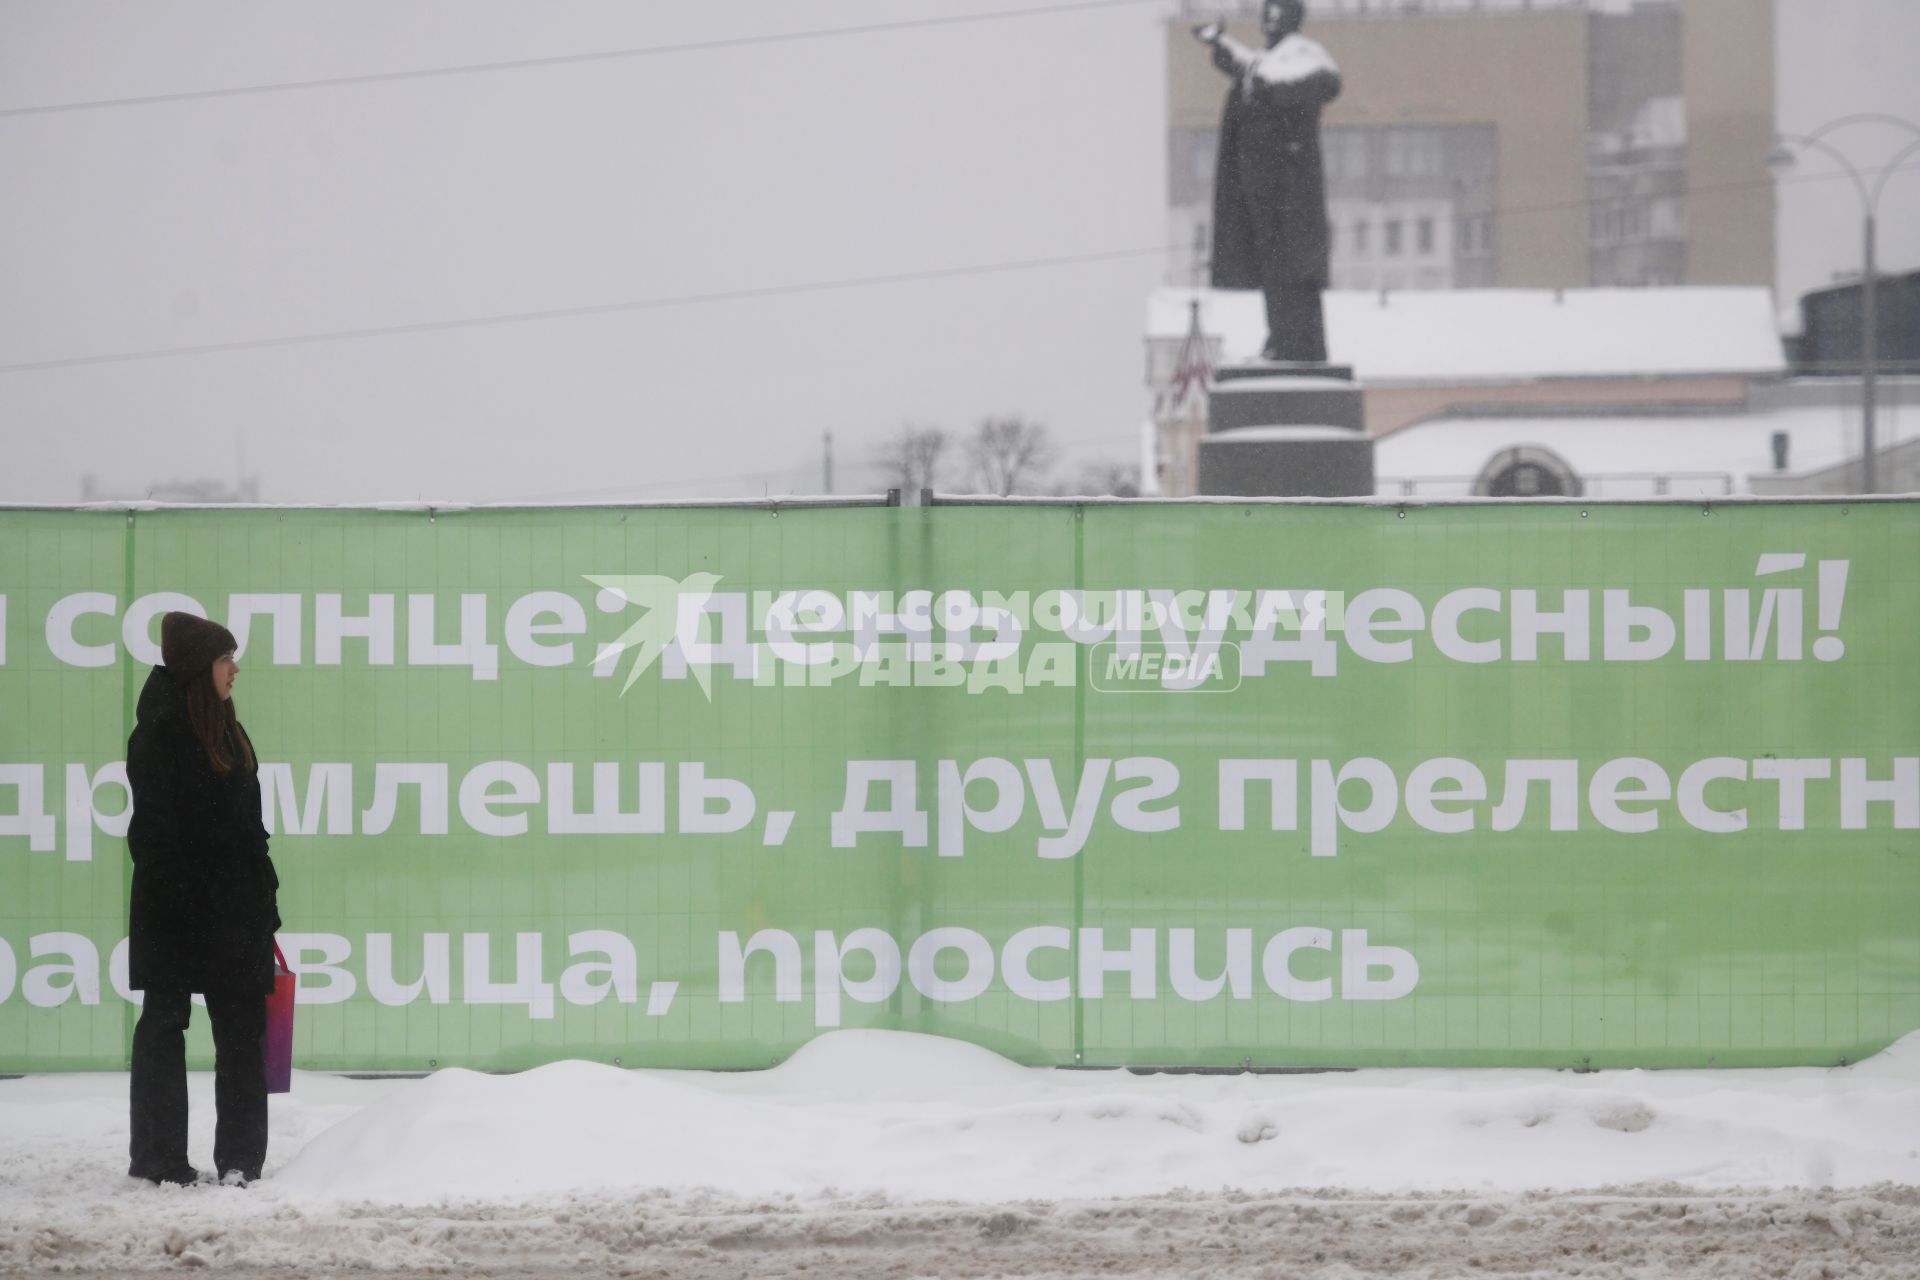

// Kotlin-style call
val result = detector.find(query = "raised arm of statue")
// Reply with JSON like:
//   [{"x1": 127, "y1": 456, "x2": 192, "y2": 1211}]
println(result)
[{"x1": 1193, "y1": 22, "x2": 1258, "y2": 77}]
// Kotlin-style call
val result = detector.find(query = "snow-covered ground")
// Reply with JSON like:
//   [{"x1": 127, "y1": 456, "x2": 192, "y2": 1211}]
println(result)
[{"x1": 4, "y1": 1030, "x2": 1919, "y2": 1277}]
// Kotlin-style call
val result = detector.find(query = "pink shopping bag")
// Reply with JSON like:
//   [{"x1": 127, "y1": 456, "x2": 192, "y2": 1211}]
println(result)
[{"x1": 265, "y1": 940, "x2": 295, "y2": 1094}]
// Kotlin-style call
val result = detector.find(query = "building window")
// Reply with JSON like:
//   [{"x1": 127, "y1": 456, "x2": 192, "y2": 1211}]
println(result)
[
  {"x1": 1649, "y1": 197, "x2": 1686, "y2": 239},
  {"x1": 1413, "y1": 129, "x2": 1443, "y2": 176},
  {"x1": 1314, "y1": 123, "x2": 1496, "y2": 280},
  {"x1": 1592, "y1": 205, "x2": 1627, "y2": 246}
]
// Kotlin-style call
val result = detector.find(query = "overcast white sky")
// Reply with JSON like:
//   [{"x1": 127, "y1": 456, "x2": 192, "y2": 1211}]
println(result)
[{"x1": 0, "y1": 0, "x2": 1915, "y2": 505}]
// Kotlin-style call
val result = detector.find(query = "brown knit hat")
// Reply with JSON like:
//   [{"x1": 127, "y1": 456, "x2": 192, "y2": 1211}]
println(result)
[{"x1": 160, "y1": 611, "x2": 238, "y2": 686}]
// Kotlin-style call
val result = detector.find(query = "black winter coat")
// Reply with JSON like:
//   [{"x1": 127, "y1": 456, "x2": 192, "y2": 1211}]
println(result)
[
  {"x1": 125, "y1": 665, "x2": 281, "y2": 996},
  {"x1": 1209, "y1": 33, "x2": 1341, "y2": 292}
]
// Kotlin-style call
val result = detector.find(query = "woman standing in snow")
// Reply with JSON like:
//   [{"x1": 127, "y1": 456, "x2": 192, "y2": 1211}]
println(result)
[{"x1": 124, "y1": 612, "x2": 281, "y2": 1187}]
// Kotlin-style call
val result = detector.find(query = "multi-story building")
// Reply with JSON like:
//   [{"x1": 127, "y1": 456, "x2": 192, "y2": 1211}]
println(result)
[{"x1": 1167, "y1": 0, "x2": 1775, "y2": 291}]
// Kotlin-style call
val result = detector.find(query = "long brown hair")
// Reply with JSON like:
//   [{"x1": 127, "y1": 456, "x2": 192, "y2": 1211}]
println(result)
[
  {"x1": 181, "y1": 667, "x2": 256, "y2": 777},
  {"x1": 160, "y1": 612, "x2": 257, "y2": 777}
]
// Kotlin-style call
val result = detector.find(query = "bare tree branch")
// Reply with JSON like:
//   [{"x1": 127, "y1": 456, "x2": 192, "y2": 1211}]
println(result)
[
  {"x1": 871, "y1": 424, "x2": 949, "y2": 493},
  {"x1": 1072, "y1": 462, "x2": 1141, "y2": 497},
  {"x1": 965, "y1": 416, "x2": 1056, "y2": 496}
]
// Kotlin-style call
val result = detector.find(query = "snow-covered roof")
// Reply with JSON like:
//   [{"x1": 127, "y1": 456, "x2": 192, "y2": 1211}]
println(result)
[
  {"x1": 1373, "y1": 397, "x2": 1920, "y2": 496},
  {"x1": 1146, "y1": 287, "x2": 1787, "y2": 382}
]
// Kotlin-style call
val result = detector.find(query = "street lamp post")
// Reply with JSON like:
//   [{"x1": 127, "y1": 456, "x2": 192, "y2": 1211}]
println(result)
[{"x1": 1772, "y1": 114, "x2": 1920, "y2": 494}]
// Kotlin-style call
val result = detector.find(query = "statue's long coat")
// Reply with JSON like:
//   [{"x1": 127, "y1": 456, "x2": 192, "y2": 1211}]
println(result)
[
  {"x1": 1210, "y1": 34, "x2": 1342, "y2": 291},
  {"x1": 125, "y1": 664, "x2": 280, "y2": 995}
]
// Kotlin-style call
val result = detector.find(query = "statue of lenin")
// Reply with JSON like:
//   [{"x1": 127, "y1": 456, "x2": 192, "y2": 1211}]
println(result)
[{"x1": 1195, "y1": 0, "x2": 1341, "y2": 364}]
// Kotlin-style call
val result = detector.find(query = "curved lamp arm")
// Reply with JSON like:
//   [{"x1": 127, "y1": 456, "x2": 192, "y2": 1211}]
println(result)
[
  {"x1": 1775, "y1": 131, "x2": 1870, "y2": 211},
  {"x1": 1868, "y1": 136, "x2": 1920, "y2": 213},
  {"x1": 1778, "y1": 114, "x2": 1920, "y2": 215},
  {"x1": 1804, "y1": 113, "x2": 1920, "y2": 147}
]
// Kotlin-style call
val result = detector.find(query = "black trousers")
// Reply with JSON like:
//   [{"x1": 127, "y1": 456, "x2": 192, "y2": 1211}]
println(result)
[
  {"x1": 1261, "y1": 285, "x2": 1328, "y2": 364},
  {"x1": 129, "y1": 987, "x2": 268, "y2": 1180}
]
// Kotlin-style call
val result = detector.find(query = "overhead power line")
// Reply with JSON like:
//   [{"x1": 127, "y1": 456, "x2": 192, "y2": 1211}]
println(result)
[
  {"x1": 0, "y1": 156, "x2": 1911, "y2": 377},
  {"x1": 0, "y1": 0, "x2": 1170, "y2": 119},
  {"x1": 0, "y1": 244, "x2": 1174, "y2": 375}
]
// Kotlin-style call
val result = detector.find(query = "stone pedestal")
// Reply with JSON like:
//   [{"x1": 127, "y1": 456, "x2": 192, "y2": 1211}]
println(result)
[{"x1": 1197, "y1": 362, "x2": 1374, "y2": 498}]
